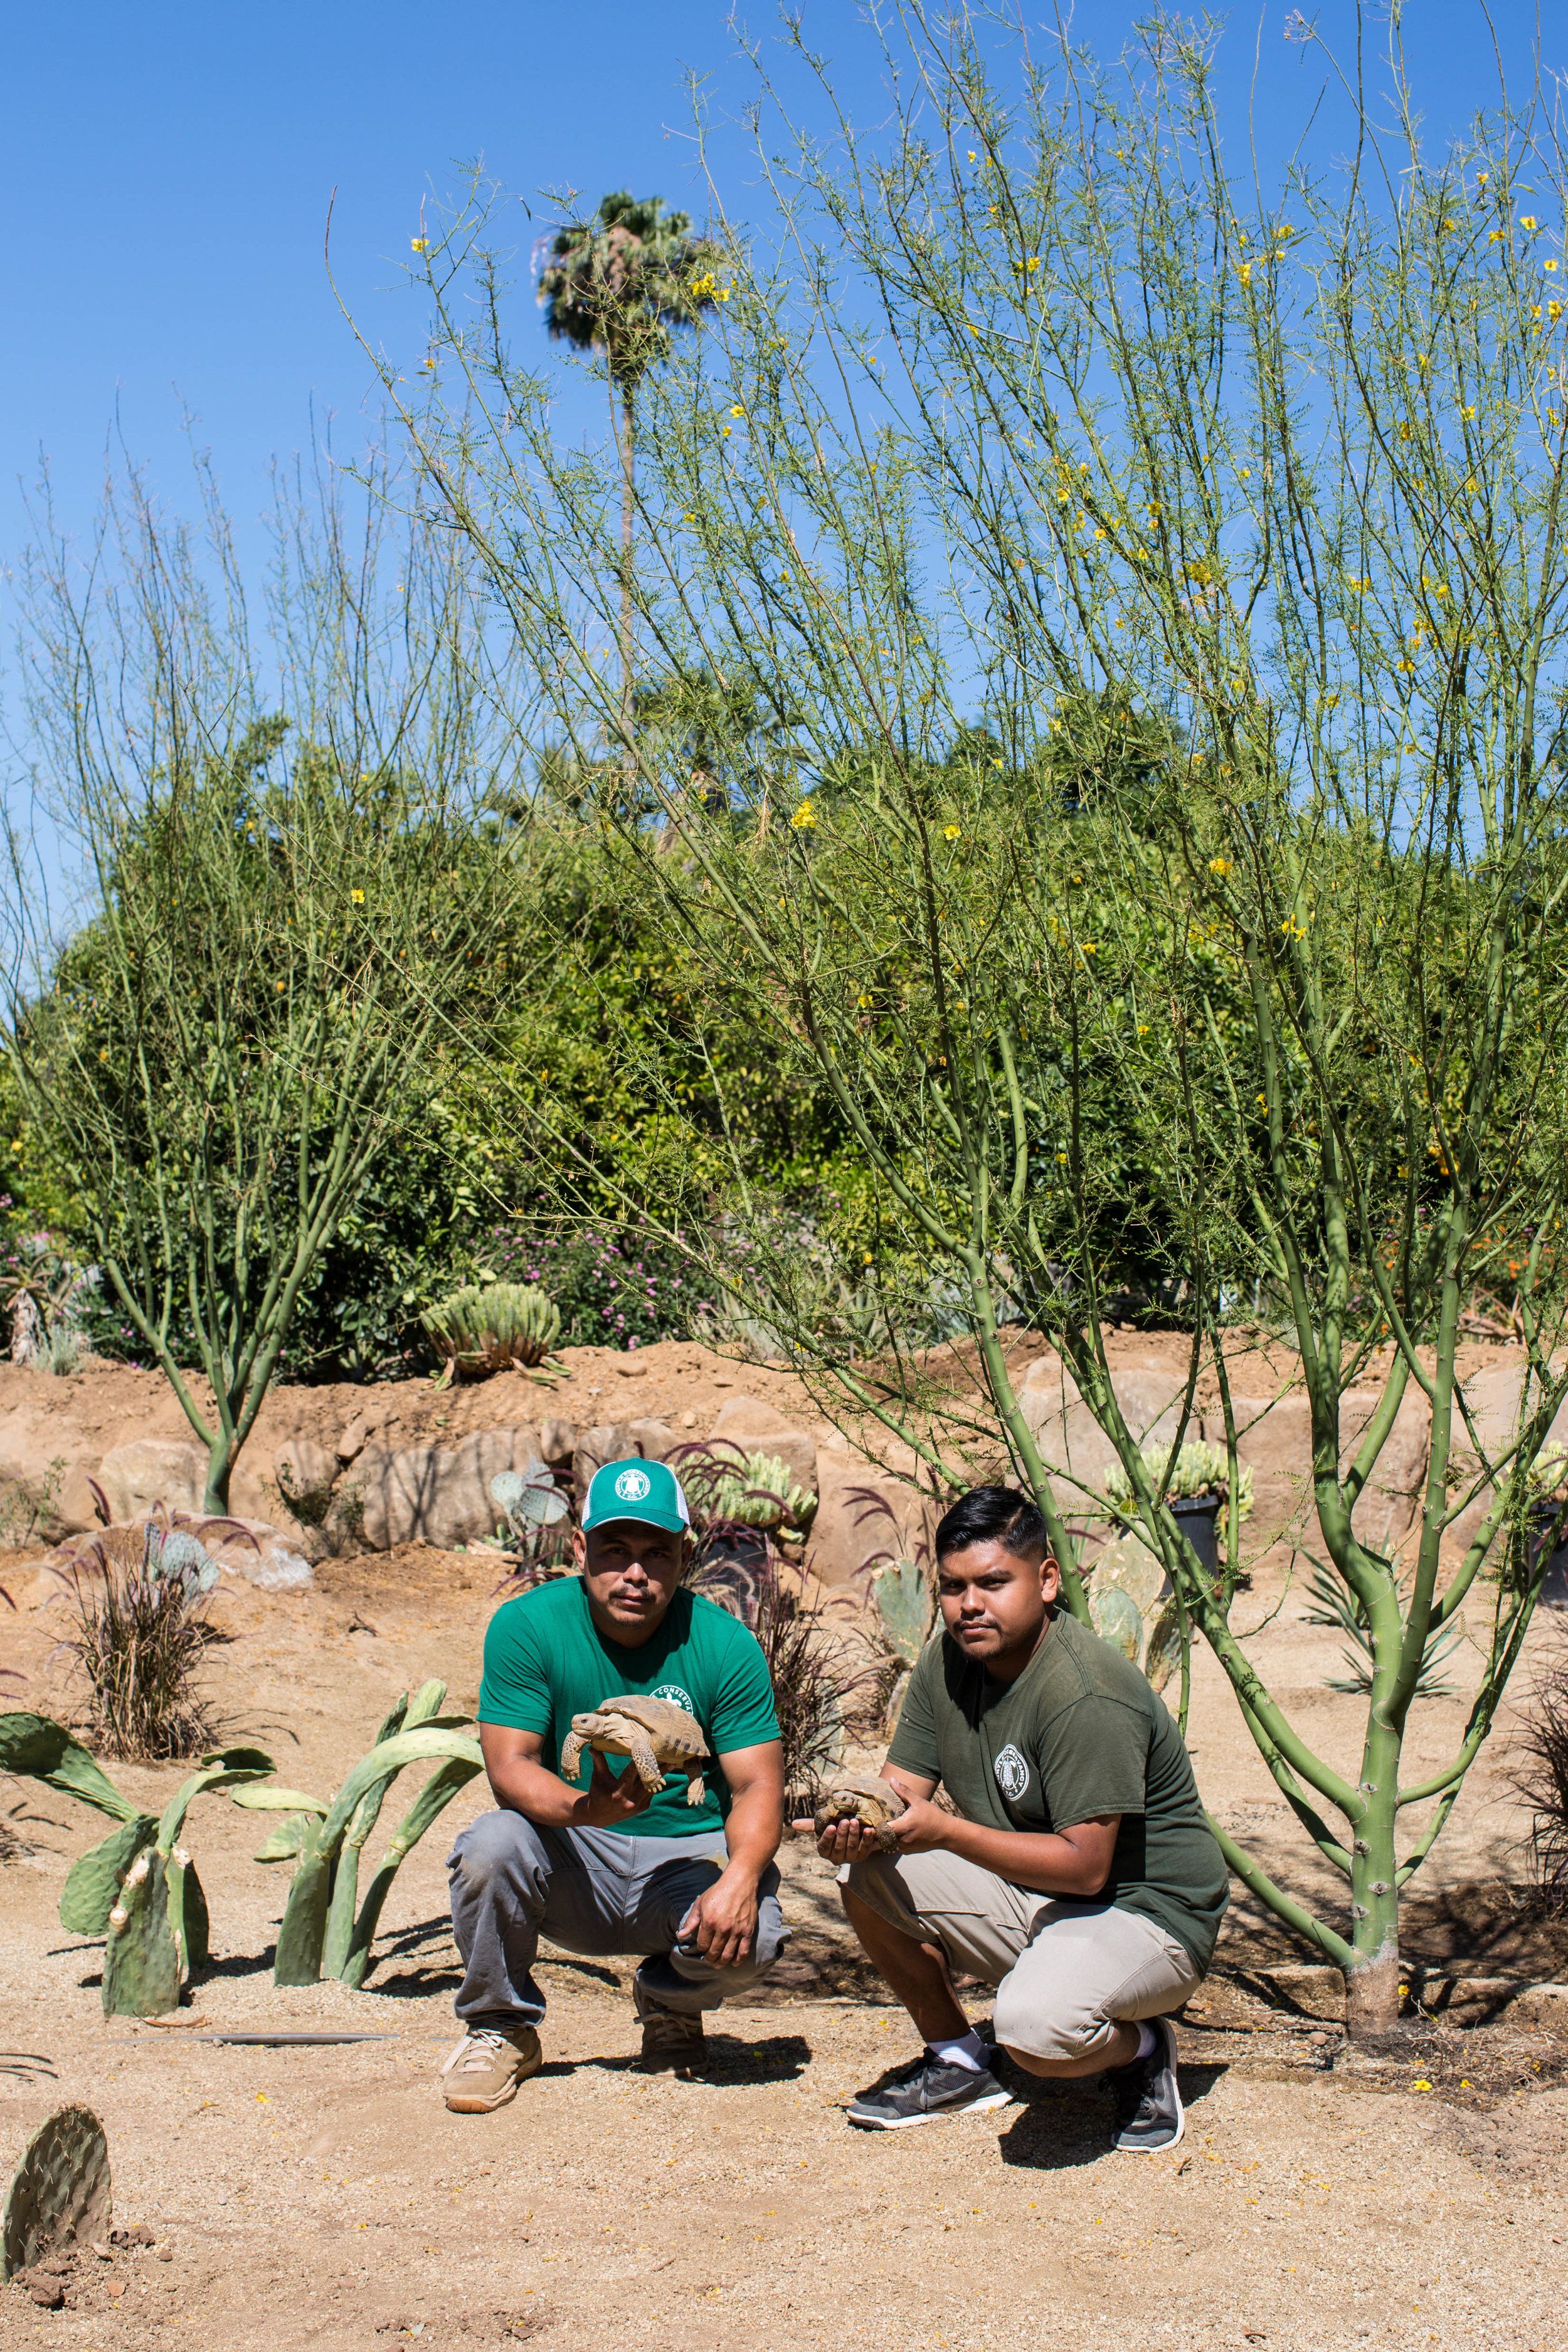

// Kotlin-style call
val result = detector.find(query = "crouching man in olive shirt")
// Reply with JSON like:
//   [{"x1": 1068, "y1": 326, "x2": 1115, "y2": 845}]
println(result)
[{"x1": 812, "y1": 1487, "x2": 1227, "y2": 2151}]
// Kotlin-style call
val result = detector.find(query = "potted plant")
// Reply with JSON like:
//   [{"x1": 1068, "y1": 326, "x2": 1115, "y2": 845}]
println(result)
[{"x1": 1104, "y1": 1438, "x2": 1253, "y2": 1579}]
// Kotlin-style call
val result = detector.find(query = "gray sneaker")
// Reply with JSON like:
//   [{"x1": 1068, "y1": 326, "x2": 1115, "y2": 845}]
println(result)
[
  {"x1": 847, "y1": 2050, "x2": 1012, "y2": 2129},
  {"x1": 633, "y1": 1981, "x2": 707, "y2": 2075},
  {"x1": 1109, "y1": 2017, "x2": 1185, "y2": 2153}
]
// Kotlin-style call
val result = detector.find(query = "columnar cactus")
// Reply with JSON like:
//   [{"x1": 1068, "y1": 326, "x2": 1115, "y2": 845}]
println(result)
[{"x1": 421, "y1": 1283, "x2": 563, "y2": 1383}]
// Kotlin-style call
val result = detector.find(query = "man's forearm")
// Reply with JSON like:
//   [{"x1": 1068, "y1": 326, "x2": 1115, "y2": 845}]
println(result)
[
  {"x1": 938, "y1": 1813, "x2": 1111, "y2": 1898},
  {"x1": 487, "y1": 1756, "x2": 590, "y2": 1827},
  {"x1": 720, "y1": 1780, "x2": 782, "y2": 1882}
]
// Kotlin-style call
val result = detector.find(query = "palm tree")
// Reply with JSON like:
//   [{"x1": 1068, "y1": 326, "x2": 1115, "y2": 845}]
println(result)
[{"x1": 538, "y1": 191, "x2": 721, "y2": 734}]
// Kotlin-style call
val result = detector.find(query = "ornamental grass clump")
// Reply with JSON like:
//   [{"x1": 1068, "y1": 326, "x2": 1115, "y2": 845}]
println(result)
[
  {"x1": 49, "y1": 1522, "x2": 231, "y2": 1761},
  {"x1": 421, "y1": 1281, "x2": 563, "y2": 1385},
  {"x1": 1509, "y1": 1638, "x2": 1568, "y2": 1916}
]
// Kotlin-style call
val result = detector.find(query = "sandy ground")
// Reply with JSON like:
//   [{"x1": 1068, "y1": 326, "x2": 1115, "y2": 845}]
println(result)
[{"x1": 6, "y1": 1544, "x2": 1568, "y2": 2350}]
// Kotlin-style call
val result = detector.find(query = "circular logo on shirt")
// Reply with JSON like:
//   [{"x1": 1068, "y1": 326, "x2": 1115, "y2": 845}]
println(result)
[
  {"x1": 650, "y1": 1683, "x2": 695, "y2": 1715},
  {"x1": 613, "y1": 1465, "x2": 652, "y2": 1504},
  {"x1": 993, "y1": 1744, "x2": 1030, "y2": 1801}
]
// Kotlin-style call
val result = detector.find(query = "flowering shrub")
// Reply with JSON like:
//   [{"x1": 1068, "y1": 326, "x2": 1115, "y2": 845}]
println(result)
[{"x1": 483, "y1": 1219, "x2": 712, "y2": 1348}]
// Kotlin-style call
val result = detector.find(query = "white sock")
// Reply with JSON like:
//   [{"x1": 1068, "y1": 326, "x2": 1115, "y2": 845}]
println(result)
[
  {"x1": 1133, "y1": 2020, "x2": 1159, "y2": 2062},
  {"x1": 928, "y1": 2029, "x2": 987, "y2": 2074}
]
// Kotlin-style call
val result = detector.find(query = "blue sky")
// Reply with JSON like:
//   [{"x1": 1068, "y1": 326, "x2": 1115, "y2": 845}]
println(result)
[{"x1": 3, "y1": 1, "x2": 1549, "y2": 561}]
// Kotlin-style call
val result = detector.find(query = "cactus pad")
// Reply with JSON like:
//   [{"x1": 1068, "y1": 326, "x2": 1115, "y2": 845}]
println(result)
[{"x1": 3, "y1": 2105, "x2": 111, "y2": 2279}]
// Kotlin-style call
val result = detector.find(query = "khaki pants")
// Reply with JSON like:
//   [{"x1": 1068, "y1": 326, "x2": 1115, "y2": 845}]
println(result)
[{"x1": 846, "y1": 1847, "x2": 1202, "y2": 2063}]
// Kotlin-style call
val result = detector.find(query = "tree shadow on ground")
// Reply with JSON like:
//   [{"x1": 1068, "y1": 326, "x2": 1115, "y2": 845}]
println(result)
[{"x1": 996, "y1": 2061, "x2": 1228, "y2": 2172}]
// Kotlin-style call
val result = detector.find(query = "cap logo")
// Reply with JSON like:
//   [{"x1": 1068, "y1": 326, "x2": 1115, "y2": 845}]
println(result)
[{"x1": 613, "y1": 1465, "x2": 652, "y2": 1504}]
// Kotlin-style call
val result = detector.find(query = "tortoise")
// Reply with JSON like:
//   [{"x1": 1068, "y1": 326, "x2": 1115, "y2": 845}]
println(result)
[
  {"x1": 797, "y1": 1770, "x2": 910, "y2": 1852},
  {"x1": 559, "y1": 1696, "x2": 711, "y2": 1805}
]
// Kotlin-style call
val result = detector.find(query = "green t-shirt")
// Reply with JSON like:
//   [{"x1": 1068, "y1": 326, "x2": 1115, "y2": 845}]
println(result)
[
  {"x1": 887, "y1": 1607, "x2": 1229, "y2": 1969},
  {"x1": 477, "y1": 1576, "x2": 780, "y2": 1840}
]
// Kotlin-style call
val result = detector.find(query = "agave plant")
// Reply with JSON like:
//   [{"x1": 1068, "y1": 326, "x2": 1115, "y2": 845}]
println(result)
[
  {"x1": 234, "y1": 1680, "x2": 482, "y2": 1989},
  {"x1": 1103, "y1": 1438, "x2": 1254, "y2": 1518},
  {"x1": 421, "y1": 1281, "x2": 564, "y2": 1388}
]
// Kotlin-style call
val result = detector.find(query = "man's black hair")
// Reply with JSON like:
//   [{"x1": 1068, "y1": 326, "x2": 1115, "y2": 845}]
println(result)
[{"x1": 934, "y1": 1485, "x2": 1050, "y2": 1565}]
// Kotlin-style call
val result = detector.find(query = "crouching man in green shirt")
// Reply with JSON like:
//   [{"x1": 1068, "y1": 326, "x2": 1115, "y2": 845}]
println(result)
[
  {"x1": 441, "y1": 1459, "x2": 787, "y2": 2111},
  {"x1": 813, "y1": 1486, "x2": 1228, "y2": 2152}
]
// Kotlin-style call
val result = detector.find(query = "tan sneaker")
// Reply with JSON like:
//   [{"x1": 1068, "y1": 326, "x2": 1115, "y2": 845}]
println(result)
[
  {"x1": 439, "y1": 2025, "x2": 542, "y2": 2112},
  {"x1": 633, "y1": 1982, "x2": 707, "y2": 2075}
]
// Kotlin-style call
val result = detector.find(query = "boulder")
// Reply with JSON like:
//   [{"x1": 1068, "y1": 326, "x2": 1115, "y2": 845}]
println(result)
[
  {"x1": 807, "y1": 1451, "x2": 930, "y2": 1596},
  {"x1": 95, "y1": 1439, "x2": 208, "y2": 1523},
  {"x1": 346, "y1": 1426, "x2": 543, "y2": 1551},
  {"x1": 708, "y1": 1396, "x2": 817, "y2": 1493},
  {"x1": 335, "y1": 1399, "x2": 396, "y2": 1465},
  {"x1": 571, "y1": 1419, "x2": 674, "y2": 1498},
  {"x1": 1017, "y1": 1359, "x2": 1197, "y2": 1510},
  {"x1": 207, "y1": 1518, "x2": 314, "y2": 1592},
  {"x1": 539, "y1": 1416, "x2": 578, "y2": 1471},
  {"x1": 271, "y1": 1437, "x2": 339, "y2": 1523}
]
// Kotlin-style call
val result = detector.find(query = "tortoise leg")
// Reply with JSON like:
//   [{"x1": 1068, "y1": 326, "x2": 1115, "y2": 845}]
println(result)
[
  {"x1": 625, "y1": 1730, "x2": 665, "y2": 1792},
  {"x1": 684, "y1": 1767, "x2": 706, "y2": 1806},
  {"x1": 560, "y1": 1733, "x2": 585, "y2": 1781}
]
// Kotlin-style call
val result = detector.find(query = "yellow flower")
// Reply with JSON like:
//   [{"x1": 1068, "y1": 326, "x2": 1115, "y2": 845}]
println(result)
[
  {"x1": 728, "y1": 404, "x2": 744, "y2": 418},
  {"x1": 275, "y1": 980, "x2": 285, "y2": 993},
  {"x1": 1208, "y1": 856, "x2": 1233, "y2": 876},
  {"x1": 351, "y1": 888, "x2": 365, "y2": 904},
  {"x1": 1237, "y1": 260, "x2": 1253, "y2": 286},
  {"x1": 1256, "y1": 1093, "x2": 1268, "y2": 1109},
  {"x1": 1547, "y1": 259, "x2": 1561, "y2": 273},
  {"x1": 1522, "y1": 215, "x2": 1539, "y2": 231},
  {"x1": 1025, "y1": 256, "x2": 1040, "y2": 273},
  {"x1": 790, "y1": 800, "x2": 817, "y2": 830},
  {"x1": 1136, "y1": 1022, "x2": 1150, "y2": 1037},
  {"x1": 1079, "y1": 941, "x2": 1098, "y2": 957},
  {"x1": 1462, "y1": 404, "x2": 1477, "y2": 420},
  {"x1": 943, "y1": 824, "x2": 961, "y2": 840},
  {"x1": 1489, "y1": 230, "x2": 1505, "y2": 243},
  {"x1": 98, "y1": 1047, "x2": 110, "y2": 1063},
  {"x1": 1321, "y1": 692, "x2": 1340, "y2": 710},
  {"x1": 411, "y1": 237, "x2": 428, "y2": 254},
  {"x1": 1280, "y1": 918, "x2": 1306, "y2": 941},
  {"x1": 1551, "y1": 300, "x2": 1564, "y2": 321}
]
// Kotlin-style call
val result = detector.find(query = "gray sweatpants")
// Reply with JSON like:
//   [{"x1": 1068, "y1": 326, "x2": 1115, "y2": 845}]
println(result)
[{"x1": 448, "y1": 1811, "x2": 788, "y2": 2028}]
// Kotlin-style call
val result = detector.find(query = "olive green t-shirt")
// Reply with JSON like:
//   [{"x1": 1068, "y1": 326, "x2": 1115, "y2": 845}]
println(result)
[
  {"x1": 478, "y1": 1576, "x2": 780, "y2": 1840},
  {"x1": 887, "y1": 1607, "x2": 1229, "y2": 1969}
]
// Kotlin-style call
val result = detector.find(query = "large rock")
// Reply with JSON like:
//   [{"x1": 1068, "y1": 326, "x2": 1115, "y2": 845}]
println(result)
[
  {"x1": 807, "y1": 1448, "x2": 930, "y2": 1596},
  {"x1": 96, "y1": 1439, "x2": 208, "y2": 1523},
  {"x1": 345, "y1": 1426, "x2": 543, "y2": 1550},
  {"x1": 571, "y1": 1419, "x2": 675, "y2": 1498},
  {"x1": 336, "y1": 1399, "x2": 396, "y2": 1465},
  {"x1": 708, "y1": 1396, "x2": 817, "y2": 1493},
  {"x1": 1087, "y1": 1527, "x2": 1180, "y2": 1695},
  {"x1": 208, "y1": 1518, "x2": 315, "y2": 1592},
  {"x1": 271, "y1": 1437, "x2": 339, "y2": 1523},
  {"x1": 1017, "y1": 1358, "x2": 1197, "y2": 1513}
]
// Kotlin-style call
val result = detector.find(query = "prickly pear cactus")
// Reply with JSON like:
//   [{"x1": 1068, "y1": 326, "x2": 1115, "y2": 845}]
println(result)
[
  {"x1": 58, "y1": 1816, "x2": 158, "y2": 1937},
  {"x1": 102, "y1": 1848, "x2": 181, "y2": 2018},
  {"x1": 3, "y1": 2106, "x2": 111, "y2": 2279},
  {"x1": 871, "y1": 1559, "x2": 935, "y2": 1666}
]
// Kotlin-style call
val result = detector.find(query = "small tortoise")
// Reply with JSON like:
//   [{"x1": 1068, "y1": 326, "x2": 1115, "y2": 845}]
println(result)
[
  {"x1": 798, "y1": 1770, "x2": 910, "y2": 1852},
  {"x1": 560, "y1": 1695, "x2": 711, "y2": 1805}
]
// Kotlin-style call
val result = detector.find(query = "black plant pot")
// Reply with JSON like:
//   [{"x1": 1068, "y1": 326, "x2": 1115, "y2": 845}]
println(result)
[
  {"x1": 1169, "y1": 1493, "x2": 1222, "y2": 1577},
  {"x1": 1529, "y1": 1501, "x2": 1568, "y2": 1611}
]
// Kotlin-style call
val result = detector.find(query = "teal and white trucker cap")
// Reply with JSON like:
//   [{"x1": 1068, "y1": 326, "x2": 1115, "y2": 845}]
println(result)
[{"x1": 582, "y1": 1457, "x2": 692, "y2": 1536}]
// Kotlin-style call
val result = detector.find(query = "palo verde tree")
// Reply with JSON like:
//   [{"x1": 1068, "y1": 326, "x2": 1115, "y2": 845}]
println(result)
[
  {"x1": 5, "y1": 453, "x2": 531, "y2": 1512},
  {"x1": 395, "y1": 11, "x2": 1568, "y2": 2033}
]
